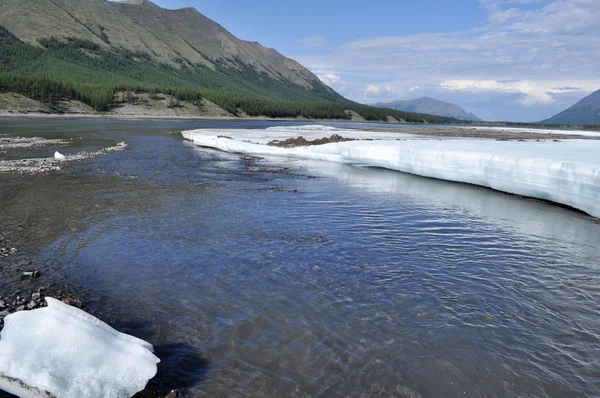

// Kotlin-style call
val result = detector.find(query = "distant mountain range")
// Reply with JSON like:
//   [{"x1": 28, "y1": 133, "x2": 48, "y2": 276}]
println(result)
[
  {"x1": 543, "y1": 89, "x2": 600, "y2": 125},
  {"x1": 372, "y1": 97, "x2": 482, "y2": 121}
]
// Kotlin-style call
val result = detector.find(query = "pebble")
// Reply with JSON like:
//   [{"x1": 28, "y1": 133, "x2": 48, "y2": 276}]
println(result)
[
  {"x1": 20, "y1": 270, "x2": 41, "y2": 280},
  {"x1": 15, "y1": 305, "x2": 25, "y2": 312}
]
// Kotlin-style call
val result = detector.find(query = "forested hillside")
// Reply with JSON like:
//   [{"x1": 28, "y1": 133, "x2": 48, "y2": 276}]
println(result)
[
  {"x1": 0, "y1": 0, "x2": 462, "y2": 123},
  {"x1": 0, "y1": 26, "x2": 461, "y2": 122}
]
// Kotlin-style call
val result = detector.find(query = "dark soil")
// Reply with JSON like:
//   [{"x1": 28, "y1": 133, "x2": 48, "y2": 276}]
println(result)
[{"x1": 268, "y1": 134, "x2": 356, "y2": 147}]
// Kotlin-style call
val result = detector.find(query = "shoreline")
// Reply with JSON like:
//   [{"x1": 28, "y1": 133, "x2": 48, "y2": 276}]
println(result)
[
  {"x1": 0, "y1": 111, "x2": 396, "y2": 124},
  {"x1": 0, "y1": 229, "x2": 175, "y2": 398}
]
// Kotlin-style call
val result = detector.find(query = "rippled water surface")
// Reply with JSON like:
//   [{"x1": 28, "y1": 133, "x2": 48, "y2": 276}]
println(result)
[{"x1": 1, "y1": 119, "x2": 600, "y2": 397}]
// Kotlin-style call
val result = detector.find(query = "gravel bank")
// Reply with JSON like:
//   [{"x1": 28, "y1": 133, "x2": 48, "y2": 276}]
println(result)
[{"x1": 358, "y1": 126, "x2": 600, "y2": 140}]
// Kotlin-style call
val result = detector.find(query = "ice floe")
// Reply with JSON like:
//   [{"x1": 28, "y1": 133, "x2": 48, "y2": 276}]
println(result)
[
  {"x1": 182, "y1": 126, "x2": 600, "y2": 217},
  {"x1": 0, "y1": 297, "x2": 159, "y2": 398}
]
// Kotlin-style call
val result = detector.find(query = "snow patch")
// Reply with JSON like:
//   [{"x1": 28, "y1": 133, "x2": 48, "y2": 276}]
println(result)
[
  {"x1": 54, "y1": 151, "x2": 66, "y2": 161},
  {"x1": 182, "y1": 126, "x2": 600, "y2": 217},
  {"x1": 0, "y1": 297, "x2": 159, "y2": 398}
]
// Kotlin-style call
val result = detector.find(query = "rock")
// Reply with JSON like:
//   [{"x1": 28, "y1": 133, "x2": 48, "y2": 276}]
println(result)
[
  {"x1": 16, "y1": 305, "x2": 25, "y2": 312},
  {"x1": 0, "y1": 310, "x2": 9, "y2": 319},
  {"x1": 10, "y1": 247, "x2": 18, "y2": 253},
  {"x1": 27, "y1": 301, "x2": 37, "y2": 310},
  {"x1": 63, "y1": 297, "x2": 83, "y2": 308},
  {"x1": 135, "y1": 388, "x2": 155, "y2": 398},
  {"x1": 165, "y1": 390, "x2": 180, "y2": 398},
  {"x1": 32, "y1": 292, "x2": 41, "y2": 301},
  {"x1": 0, "y1": 300, "x2": 5, "y2": 309},
  {"x1": 20, "y1": 270, "x2": 41, "y2": 280}
]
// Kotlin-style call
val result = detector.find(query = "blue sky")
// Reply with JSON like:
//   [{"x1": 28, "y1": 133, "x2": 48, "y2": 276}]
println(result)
[{"x1": 149, "y1": 0, "x2": 599, "y2": 122}]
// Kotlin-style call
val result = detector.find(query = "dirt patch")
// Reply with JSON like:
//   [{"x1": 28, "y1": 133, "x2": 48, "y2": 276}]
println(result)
[
  {"x1": 110, "y1": 93, "x2": 232, "y2": 118},
  {"x1": 345, "y1": 110, "x2": 366, "y2": 122},
  {"x1": 268, "y1": 134, "x2": 356, "y2": 148},
  {"x1": 0, "y1": 92, "x2": 50, "y2": 114}
]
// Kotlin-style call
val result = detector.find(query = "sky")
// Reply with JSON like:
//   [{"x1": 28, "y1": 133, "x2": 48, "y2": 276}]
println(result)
[{"x1": 146, "y1": 0, "x2": 599, "y2": 122}]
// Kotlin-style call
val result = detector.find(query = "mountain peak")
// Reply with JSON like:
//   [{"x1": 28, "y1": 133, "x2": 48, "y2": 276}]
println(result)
[
  {"x1": 372, "y1": 97, "x2": 481, "y2": 121},
  {"x1": 542, "y1": 89, "x2": 600, "y2": 125}
]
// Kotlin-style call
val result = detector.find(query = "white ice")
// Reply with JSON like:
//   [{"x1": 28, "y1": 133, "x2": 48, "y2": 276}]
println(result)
[
  {"x1": 0, "y1": 298, "x2": 159, "y2": 398},
  {"x1": 54, "y1": 151, "x2": 66, "y2": 161},
  {"x1": 182, "y1": 126, "x2": 600, "y2": 217},
  {"x1": 199, "y1": 125, "x2": 425, "y2": 145}
]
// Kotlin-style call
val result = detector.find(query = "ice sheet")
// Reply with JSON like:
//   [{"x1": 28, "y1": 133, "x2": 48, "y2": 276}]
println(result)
[
  {"x1": 182, "y1": 126, "x2": 600, "y2": 217},
  {"x1": 0, "y1": 298, "x2": 159, "y2": 398},
  {"x1": 192, "y1": 125, "x2": 424, "y2": 145}
]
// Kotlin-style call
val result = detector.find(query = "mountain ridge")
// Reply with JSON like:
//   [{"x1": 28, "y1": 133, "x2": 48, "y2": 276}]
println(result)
[
  {"x1": 0, "y1": 0, "x2": 329, "y2": 93},
  {"x1": 372, "y1": 97, "x2": 481, "y2": 121},
  {"x1": 542, "y1": 90, "x2": 600, "y2": 125},
  {"x1": 0, "y1": 0, "x2": 461, "y2": 123}
]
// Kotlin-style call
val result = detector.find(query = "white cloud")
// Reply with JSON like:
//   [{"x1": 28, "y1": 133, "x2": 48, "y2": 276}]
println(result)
[
  {"x1": 439, "y1": 79, "x2": 600, "y2": 106},
  {"x1": 298, "y1": 35, "x2": 327, "y2": 48},
  {"x1": 364, "y1": 85, "x2": 395, "y2": 98},
  {"x1": 317, "y1": 73, "x2": 341, "y2": 86},
  {"x1": 295, "y1": 0, "x2": 600, "y2": 121}
]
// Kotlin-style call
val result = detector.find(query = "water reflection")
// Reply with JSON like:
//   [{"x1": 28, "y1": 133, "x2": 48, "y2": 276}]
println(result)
[{"x1": 289, "y1": 158, "x2": 600, "y2": 254}]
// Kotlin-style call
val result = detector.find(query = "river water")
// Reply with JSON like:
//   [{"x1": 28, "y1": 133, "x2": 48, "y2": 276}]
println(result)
[{"x1": 1, "y1": 119, "x2": 599, "y2": 397}]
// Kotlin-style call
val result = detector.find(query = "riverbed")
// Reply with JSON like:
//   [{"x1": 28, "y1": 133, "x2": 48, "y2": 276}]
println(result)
[{"x1": 1, "y1": 119, "x2": 599, "y2": 397}]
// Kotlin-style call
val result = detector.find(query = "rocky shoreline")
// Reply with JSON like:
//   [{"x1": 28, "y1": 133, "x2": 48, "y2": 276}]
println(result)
[
  {"x1": 0, "y1": 164, "x2": 181, "y2": 398},
  {"x1": 0, "y1": 230, "x2": 181, "y2": 398}
]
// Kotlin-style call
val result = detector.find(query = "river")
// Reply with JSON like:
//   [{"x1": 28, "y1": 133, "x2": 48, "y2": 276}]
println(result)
[{"x1": 1, "y1": 119, "x2": 599, "y2": 397}]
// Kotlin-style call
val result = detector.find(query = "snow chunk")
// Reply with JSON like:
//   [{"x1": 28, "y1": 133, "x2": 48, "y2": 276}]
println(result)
[
  {"x1": 0, "y1": 298, "x2": 159, "y2": 398},
  {"x1": 54, "y1": 151, "x2": 66, "y2": 161},
  {"x1": 182, "y1": 127, "x2": 600, "y2": 217}
]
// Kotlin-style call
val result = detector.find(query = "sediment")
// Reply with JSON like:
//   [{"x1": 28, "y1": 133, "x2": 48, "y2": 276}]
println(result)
[{"x1": 268, "y1": 133, "x2": 356, "y2": 147}]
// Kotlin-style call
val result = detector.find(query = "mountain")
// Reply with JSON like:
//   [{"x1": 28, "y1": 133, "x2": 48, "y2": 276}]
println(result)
[
  {"x1": 372, "y1": 97, "x2": 481, "y2": 121},
  {"x1": 0, "y1": 0, "x2": 461, "y2": 123},
  {"x1": 0, "y1": 0, "x2": 339, "y2": 101},
  {"x1": 542, "y1": 90, "x2": 600, "y2": 125}
]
